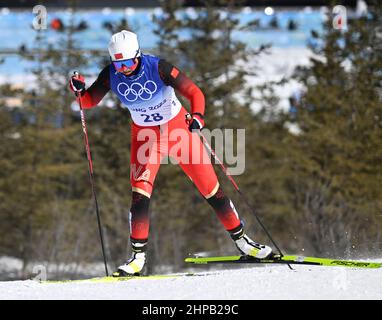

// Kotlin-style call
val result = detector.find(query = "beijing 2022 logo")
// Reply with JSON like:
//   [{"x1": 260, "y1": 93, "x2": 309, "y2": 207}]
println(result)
[{"x1": 117, "y1": 81, "x2": 158, "y2": 102}]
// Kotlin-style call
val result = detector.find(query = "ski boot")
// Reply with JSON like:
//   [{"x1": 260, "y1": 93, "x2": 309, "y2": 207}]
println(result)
[
  {"x1": 230, "y1": 226, "x2": 272, "y2": 259},
  {"x1": 113, "y1": 251, "x2": 146, "y2": 277},
  {"x1": 234, "y1": 234, "x2": 273, "y2": 259}
]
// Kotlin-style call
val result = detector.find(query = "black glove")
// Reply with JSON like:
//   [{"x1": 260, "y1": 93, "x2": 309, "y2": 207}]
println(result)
[
  {"x1": 69, "y1": 72, "x2": 85, "y2": 94},
  {"x1": 186, "y1": 113, "x2": 205, "y2": 132}
]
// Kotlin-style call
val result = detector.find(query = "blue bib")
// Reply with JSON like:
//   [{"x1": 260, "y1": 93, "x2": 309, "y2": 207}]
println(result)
[{"x1": 109, "y1": 54, "x2": 181, "y2": 126}]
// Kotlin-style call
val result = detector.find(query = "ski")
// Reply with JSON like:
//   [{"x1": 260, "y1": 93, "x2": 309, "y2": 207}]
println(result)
[
  {"x1": 184, "y1": 255, "x2": 382, "y2": 269},
  {"x1": 42, "y1": 273, "x2": 198, "y2": 284}
]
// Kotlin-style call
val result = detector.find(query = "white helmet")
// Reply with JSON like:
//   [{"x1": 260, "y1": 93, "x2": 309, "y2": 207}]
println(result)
[{"x1": 108, "y1": 30, "x2": 141, "y2": 61}]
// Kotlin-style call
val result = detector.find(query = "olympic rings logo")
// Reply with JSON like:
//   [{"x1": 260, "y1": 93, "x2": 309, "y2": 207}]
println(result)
[{"x1": 117, "y1": 80, "x2": 158, "y2": 102}]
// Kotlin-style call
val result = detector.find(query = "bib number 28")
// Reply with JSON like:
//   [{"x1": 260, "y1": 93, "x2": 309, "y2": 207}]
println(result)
[{"x1": 141, "y1": 113, "x2": 164, "y2": 123}]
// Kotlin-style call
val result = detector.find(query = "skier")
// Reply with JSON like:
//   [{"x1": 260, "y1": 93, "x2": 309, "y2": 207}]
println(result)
[{"x1": 69, "y1": 30, "x2": 272, "y2": 276}]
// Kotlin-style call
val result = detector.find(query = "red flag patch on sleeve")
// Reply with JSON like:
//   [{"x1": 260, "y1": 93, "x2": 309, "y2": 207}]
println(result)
[{"x1": 170, "y1": 67, "x2": 179, "y2": 79}]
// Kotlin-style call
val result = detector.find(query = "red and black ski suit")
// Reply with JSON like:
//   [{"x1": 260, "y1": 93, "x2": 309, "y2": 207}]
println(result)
[{"x1": 76, "y1": 58, "x2": 243, "y2": 249}]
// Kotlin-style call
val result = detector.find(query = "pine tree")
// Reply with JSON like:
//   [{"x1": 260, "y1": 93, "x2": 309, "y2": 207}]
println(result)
[
  {"x1": 287, "y1": 2, "x2": 382, "y2": 257},
  {"x1": 0, "y1": 2, "x2": 107, "y2": 278}
]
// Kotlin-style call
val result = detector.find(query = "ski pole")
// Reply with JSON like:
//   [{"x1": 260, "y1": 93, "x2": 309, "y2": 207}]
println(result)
[
  {"x1": 74, "y1": 71, "x2": 109, "y2": 276},
  {"x1": 194, "y1": 126, "x2": 290, "y2": 267}
]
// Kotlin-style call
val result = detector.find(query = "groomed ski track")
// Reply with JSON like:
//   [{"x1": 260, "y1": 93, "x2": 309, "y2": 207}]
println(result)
[{"x1": 1, "y1": 262, "x2": 382, "y2": 300}]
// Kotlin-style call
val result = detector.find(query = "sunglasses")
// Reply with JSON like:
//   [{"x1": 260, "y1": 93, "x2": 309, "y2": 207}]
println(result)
[
  {"x1": 112, "y1": 49, "x2": 140, "y2": 72},
  {"x1": 113, "y1": 58, "x2": 138, "y2": 72}
]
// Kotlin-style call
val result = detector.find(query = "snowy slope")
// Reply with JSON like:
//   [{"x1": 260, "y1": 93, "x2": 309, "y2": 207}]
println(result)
[{"x1": 1, "y1": 262, "x2": 382, "y2": 300}]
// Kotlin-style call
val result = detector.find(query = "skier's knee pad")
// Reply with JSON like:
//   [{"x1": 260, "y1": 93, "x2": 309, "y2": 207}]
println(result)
[{"x1": 131, "y1": 180, "x2": 153, "y2": 198}]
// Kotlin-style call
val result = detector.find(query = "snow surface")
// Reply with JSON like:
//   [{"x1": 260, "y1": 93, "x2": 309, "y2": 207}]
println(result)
[{"x1": 1, "y1": 262, "x2": 382, "y2": 300}]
